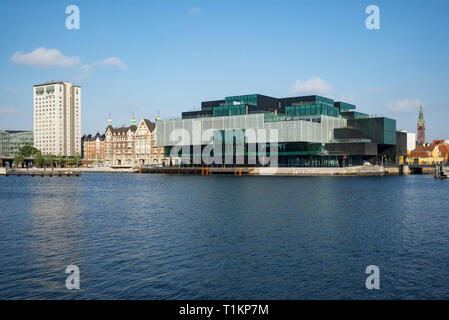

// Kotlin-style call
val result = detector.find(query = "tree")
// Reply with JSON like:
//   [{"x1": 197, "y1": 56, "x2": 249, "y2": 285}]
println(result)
[
  {"x1": 57, "y1": 155, "x2": 66, "y2": 167},
  {"x1": 44, "y1": 154, "x2": 55, "y2": 168},
  {"x1": 74, "y1": 152, "x2": 81, "y2": 167},
  {"x1": 66, "y1": 157, "x2": 74, "y2": 167},
  {"x1": 34, "y1": 152, "x2": 44, "y2": 168},
  {"x1": 19, "y1": 145, "x2": 40, "y2": 157},
  {"x1": 14, "y1": 153, "x2": 24, "y2": 168}
]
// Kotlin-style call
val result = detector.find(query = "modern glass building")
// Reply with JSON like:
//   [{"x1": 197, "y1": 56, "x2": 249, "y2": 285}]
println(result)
[
  {"x1": 0, "y1": 130, "x2": 34, "y2": 156},
  {"x1": 157, "y1": 94, "x2": 397, "y2": 167}
]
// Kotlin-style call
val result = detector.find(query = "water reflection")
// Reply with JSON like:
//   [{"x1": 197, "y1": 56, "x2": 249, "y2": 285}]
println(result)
[{"x1": 28, "y1": 177, "x2": 84, "y2": 298}]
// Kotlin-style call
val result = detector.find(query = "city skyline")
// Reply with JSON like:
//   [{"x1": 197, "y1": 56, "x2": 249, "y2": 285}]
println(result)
[{"x1": 1, "y1": 0, "x2": 449, "y2": 140}]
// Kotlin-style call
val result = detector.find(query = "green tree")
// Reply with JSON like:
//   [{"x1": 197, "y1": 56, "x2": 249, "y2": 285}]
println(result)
[
  {"x1": 34, "y1": 152, "x2": 44, "y2": 168},
  {"x1": 74, "y1": 152, "x2": 81, "y2": 167},
  {"x1": 44, "y1": 154, "x2": 55, "y2": 168},
  {"x1": 57, "y1": 155, "x2": 66, "y2": 167},
  {"x1": 67, "y1": 157, "x2": 75, "y2": 166},
  {"x1": 14, "y1": 153, "x2": 24, "y2": 168},
  {"x1": 19, "y1": 145, "x2": 40, "y2": 157}
]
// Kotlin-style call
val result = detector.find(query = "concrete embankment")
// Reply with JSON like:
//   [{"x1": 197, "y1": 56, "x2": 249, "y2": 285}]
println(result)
[
  {"x1": 6, "y1": 167, "x2": 135, "y2": 174},
  {"x1": 2, "y1": 165, "x2": 414, "y2": 177},
  {"x1": 249, "y1": 166, "x2": 385, "y2": 176}
]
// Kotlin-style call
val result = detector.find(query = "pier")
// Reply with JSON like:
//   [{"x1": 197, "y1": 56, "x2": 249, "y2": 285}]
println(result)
[
  {"x1": 139, "y1": 167, "x2": 253, "y2": 175},
  {"x1": 139, "y1": 166, "x2": 385, "y2": 176},
  {"x1": 435, "y1": 163, "x2": 449, "y2": 179},
  {"x1": 0, "y1": 168, "x2": 80, "y2": 177}
]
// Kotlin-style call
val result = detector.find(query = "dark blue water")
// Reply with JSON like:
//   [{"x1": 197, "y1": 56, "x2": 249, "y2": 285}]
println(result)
[{"x1": 0, "y1": 173, "x2": 448, "y2": 299}]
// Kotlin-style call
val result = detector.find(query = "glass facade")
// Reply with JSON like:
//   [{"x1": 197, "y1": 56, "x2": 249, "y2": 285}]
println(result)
[
  {"x1": 157, "y1": 113, "x2": 346, "y2": 147},
  {"x1": 335, "y1": 102, "x2": 356, "y2": 112},
  {"x1": 159, "y1": 93, "x2": 397, "y2": 167},
  {"x1": 341, "y1": 111, "x2": 370, "y2": 119},
  {"x1": 383, "y1": 118, "x2": 397, "y2": 145},
  {"x1": 0, "y1": 130, "x2": 34, "y2": 156},
  {"x1": 348, "y1": 117, "x2": 396, "y2": 145},
  {"x1": 286, "y1": 104, "x2": 339, "y2": 118},
  {"x1": 164, "y1": 142, "x2": 350, "y2": 167},
  {"x1": 225, "y1": 94, "x2": 258, "y2": 106},
  {"x1": 213, "y1": 104, "x2": 246, "y2": 117}
]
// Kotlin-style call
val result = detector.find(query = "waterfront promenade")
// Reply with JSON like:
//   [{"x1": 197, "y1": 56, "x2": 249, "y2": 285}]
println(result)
[
  {"x1": 1, "y1": 167, "x2": 135, "y2": 176},
  {"x1": 1, "y1": 164, "x2": 440, "y2": 176}
]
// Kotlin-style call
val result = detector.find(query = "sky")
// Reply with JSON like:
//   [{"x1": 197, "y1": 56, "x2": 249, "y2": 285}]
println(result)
[{"x1": 0, "y1": 0, "x2": 448, "y2": 140}]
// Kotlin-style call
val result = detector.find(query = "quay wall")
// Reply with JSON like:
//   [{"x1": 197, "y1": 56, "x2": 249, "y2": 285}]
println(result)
[
  {"x1": 250, "y1": 166, "x2": 385, "y2": 176},
  {"x1": 11, "y1": 167, "x2": 135, "y2": 174}
]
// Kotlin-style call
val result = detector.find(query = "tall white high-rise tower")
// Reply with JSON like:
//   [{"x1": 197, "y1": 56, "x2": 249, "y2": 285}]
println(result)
[{"x1": 33, "y1": 81, "x2": 81, "y2": 156}]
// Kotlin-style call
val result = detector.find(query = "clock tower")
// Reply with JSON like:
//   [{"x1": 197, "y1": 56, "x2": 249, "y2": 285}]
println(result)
[{"x1": 417, "y1": 103, "x2": 425, "y2": 145}]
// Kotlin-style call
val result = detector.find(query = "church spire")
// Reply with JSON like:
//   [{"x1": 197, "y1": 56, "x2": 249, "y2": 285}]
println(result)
[
  {"x1": 131, "y1": 113, "x2": 136, "y2": 126},
  {"x1": 418, "y1": 103, "x2": 424, "y2": 122},
  {"x1": 417, "y1": 102, "x2": 425, "y2": 145}
]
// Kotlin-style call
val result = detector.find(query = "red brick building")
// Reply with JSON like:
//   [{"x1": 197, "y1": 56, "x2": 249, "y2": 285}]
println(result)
[{"x1": 82, "y1": 133, "x2": 106, "y2": 164}]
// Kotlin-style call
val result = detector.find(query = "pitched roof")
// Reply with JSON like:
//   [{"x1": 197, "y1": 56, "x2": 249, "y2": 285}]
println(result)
[
  {"x1": 106, "y1": 125, "x2": 137, "y2": 134},
  {"x1": 143, "y1": 119, "x2": 156, "y2": 132},
  {"x1": 82, "y1": 133, "x2": 106, "y2": 141},
  {"x1": 438, "y1": 144, "x2": 449, "y2": 158},
  {"x1": 410, "y1": 145, "x2": 434, "y2": 158},
  {"x1": 431, "y1": 140, "x2": 445, "y2": 148}
]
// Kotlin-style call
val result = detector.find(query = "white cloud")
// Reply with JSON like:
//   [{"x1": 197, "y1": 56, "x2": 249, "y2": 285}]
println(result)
[
  {"x1": 290, "y1": 77, "x2": 334, "y2": 95},
  {"x1": 0, "y1": 106, "x2": 23, "y2": 115},
  {"x1": 81, "y1": 57, "x2": 128, "y2": 73},
  {"x1": 11, "y1": 47, "x2": 80, "y2": 68},
  {"x1": 189, "y1": 8, "x2": 201, "y2": 15},
  {"x1": 386, "y1": 98, "x2": 421, "y2": 112}
]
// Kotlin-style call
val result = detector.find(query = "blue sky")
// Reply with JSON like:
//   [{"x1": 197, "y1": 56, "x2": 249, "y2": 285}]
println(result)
[{"x1": 0, "y1": 0, "x2": 448, "y2": 140}]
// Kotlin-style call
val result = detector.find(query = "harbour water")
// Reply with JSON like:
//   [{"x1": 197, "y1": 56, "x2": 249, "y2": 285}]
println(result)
[{"x1": 0, "y1": 173, "x2": 448, "y2": 299}]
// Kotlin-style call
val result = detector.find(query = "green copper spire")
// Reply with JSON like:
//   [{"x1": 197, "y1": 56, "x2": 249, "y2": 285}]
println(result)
[
  {"x1": 418, "y1": 103, "x2": 424, "y2": 123},
  {"x1": 108, "y1": 113, "x2": 112, "y2": 126},
  {"x1": 131, "y1": 114, "x2": 136, "y2": 126}
]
